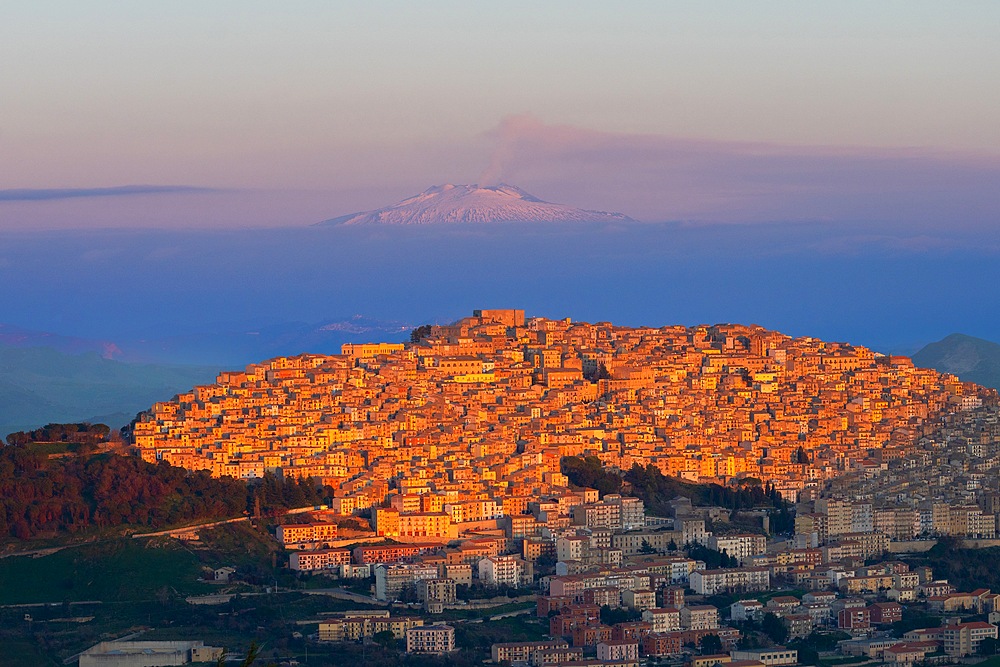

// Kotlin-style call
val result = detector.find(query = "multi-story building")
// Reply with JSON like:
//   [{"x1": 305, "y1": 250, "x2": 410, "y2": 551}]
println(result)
[
  {"x1": 642, "y1": 608, "x2": 681, "y2": 633},
  {"x1": 689, "y1": 567, "x2": 770, "y2": 595},
  {"x1": 680, "y1": 605, "x2": 719, "y2": 631},
  {"x1": 622, "y1": 588, "x2": 656, "y2": 611},
  {"x1": 491, "y1": 640, "x2": 570, "y2": 664},
  {"x1": 612, "y1": 530, "x2": 682, "y2": 555},
  {"x1": 374, "y1": 508, "x2": 456, "y2": 540},
  {"x1": 605, "y1": 495, "x2": 646, "y2": 531},
  {"x1": 708, "y1": 534, "x2": 767, "y2": 564},
  {"x1": 319, "y1": 613, "x2": 423, "y2": 642},
  {"x1": 406, "y1": 625, "x2": 455, "y2": 654},
  {"x1": 642, "y1": 633, "x2": 683, "y2": 657},
  {"x1": 479, "y1": 555, "x2": 530, "y2": 587},
  {"x1": 940, "y1": 622, "x2": 998, "y2": 656},
  {"x1": 288, "y1": 548, "x2": 351, "y2": 572},
  {"x1": 276, "y1": 522, "x2": 339, "y2": 545},
  {"x1": 374, "y1": 563, "x2": 439, "y2": 601},
  {"x1": 838, "y1": 607, "x2": 870, "y2": 631},
  {"x1": 597, "y1": 639, "x2": 639, "y2": 663},
  {"x1": 417, "y1": 578, "x2": 457, "y2": 604}
]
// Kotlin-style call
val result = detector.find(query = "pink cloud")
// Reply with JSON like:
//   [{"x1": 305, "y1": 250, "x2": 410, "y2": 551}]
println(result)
[{"x1": 474, "y1": 114, "x2": 1000, "y2": 228}]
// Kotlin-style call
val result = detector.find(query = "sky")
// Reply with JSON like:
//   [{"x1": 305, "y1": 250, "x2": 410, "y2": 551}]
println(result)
[
  {"x1": 1, "y1": 2, "x2": 999, "y2": 361},
  {"x1": 2, "y1": 2, "x2": 999, "y2": 228}
]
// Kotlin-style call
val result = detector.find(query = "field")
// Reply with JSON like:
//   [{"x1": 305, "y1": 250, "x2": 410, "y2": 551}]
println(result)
[
  {"x1": 0, "y1": 523, "x2": 545, "y2": 666},
  {"x1": 0, "y1": 539, "x2": 211, "y2": 605}
]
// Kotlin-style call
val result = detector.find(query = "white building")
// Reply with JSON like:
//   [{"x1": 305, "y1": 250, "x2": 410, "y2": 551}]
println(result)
[
  {"x1": 605, "y1": 494, "x2": 646, "y2": 530},
  {"x1": 731, "y1": 599, "x2": 765, "y2": 621},
  {"x1": 374, "y1": 563, "x2": 439, "y2": 601},
  {"x1": 642, "y1": 608, "x2": 681, "y2": 632},
  {"x1": 406, "y1": 625, "x2": 455, "y2": 655},
  {"x1": 479, "y1": 555, "x2": 524, "y2": 587},
  {"x1": 708, "y1": 534, "x2": 767, "y2": 564},
  {"x1": 689, "y1": 567, "x2": 770, "y2": 595}
]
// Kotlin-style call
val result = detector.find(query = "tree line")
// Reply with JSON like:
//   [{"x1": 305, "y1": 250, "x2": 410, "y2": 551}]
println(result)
[
  {"x1": 5, "y1": 422, "x2": 111, "y2": 447},
  {"x1": 561, "y1": 455, "x2": 794, "y2": 533},
  {"x1": 0, "y1": 443, "x2": 328, "y2": 541}
]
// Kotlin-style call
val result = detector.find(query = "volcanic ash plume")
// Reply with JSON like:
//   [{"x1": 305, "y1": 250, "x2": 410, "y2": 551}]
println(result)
[{"x1": 477, "y1": 114, "x2": 545, "y2": 185}]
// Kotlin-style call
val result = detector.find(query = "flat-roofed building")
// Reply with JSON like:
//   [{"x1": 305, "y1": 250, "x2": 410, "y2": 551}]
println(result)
[
  {"x1": 491, "y1": 640, "x2": 569, "y2": 664},
  {"x1": 289, "y1": 548, "x2": 351, "y2": 572},
  {"x1": 690, "y1": 567, "x2": 769, "y2": 595},
  {"x1": 681, "y1": 605, "x2": 719, "y2": 631},
  {"x1": 406, "y1": 624, "x2": 455, "y2": 654},
  {"x1": 277, "y1": 521, "x2": 339, "y2": 545},
  {"x1": 597, "y1": 639, "x2": 639, "y2": 663},
  {"x1": 642, "y1": 608, "x2": 681, "y2": 633},
  {"x1": 731, "y1": 648, "x2": 799, "y2": 666}
]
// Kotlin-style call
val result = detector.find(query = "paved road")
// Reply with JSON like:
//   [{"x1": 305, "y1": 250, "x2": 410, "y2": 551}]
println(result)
[
  {"x1": 130, "y1": 515, "x2": 249, "y2": 538},
  {"x1": 131, "y1": 504, "x2": 326, "y2": 539},
  {"x1": 488, "y1": 606, "x2": 534, "y2": 620},
  {"x1": 0, "y1": 545, "x2": 68, "y2": 559}
]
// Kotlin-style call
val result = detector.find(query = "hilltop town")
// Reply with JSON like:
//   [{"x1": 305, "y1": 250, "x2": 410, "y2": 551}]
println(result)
[
  {"x1": 90, "y1": 309, "x2": 1000, "y2": 666},
  {"x1": 134, "y1": 309, "x2": 990, "y2": 505}
]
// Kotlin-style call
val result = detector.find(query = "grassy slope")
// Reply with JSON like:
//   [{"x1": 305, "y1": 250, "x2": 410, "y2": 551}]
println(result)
[
  {"x1": 0, "y1": 523, "x2": 281, "y2": 605},
  {"x1": 0, "y1": 539, "x2": 210, "y2": 605}
]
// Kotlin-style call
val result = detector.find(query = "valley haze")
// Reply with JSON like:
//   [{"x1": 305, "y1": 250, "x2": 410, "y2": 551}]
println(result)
[{"x1": 1, "y1": 219, "x2": 998, "y2": 369}]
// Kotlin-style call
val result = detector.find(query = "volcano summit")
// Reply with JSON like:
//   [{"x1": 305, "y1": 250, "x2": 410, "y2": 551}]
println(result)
[{"x1": 318, "y1": 184, "x2": 635, "y2": 225}]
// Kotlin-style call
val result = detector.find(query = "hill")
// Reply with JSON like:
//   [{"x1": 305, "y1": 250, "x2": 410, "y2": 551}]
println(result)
[
  {"x1": 132, "y1": 312, "x2": 991, "y2": 506},
  {"x1": 0, "y1": 444, "x2": 328, "y2": 544},
  {"x1": 318, "y1": 183, "x2": 635, "y2": 225},
  {"x1": 0, "y1": 346, "x2": 219, "y2": 437},
  {"x1": 912, "y1": 333, "x2": 1000, "y2": 389}
]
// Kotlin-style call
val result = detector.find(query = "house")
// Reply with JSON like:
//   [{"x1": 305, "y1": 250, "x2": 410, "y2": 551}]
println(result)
[
  {"x1": 868, "y1": 602, "x2": 902, "y2": 625},
  {"x1": 597, "y1": 639, "x2": 640, "y2": 662},
  {"x1": 838, "y1": 607, "x2": 871, "y2": 631},
  {"x1": 766, "y1": 596, "x2": 801, "y2": 616},
  {"x1": 731, "y1": 600, "x2": 765, "y2": 622},
  {"x1": 883, "y1": 642, "x2": 938, "y2": 664}
]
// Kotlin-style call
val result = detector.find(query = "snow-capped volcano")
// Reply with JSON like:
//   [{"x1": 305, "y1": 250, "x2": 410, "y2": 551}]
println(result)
[{"x1": 318, "y1": 184, "x2": 635, "y2": 225}]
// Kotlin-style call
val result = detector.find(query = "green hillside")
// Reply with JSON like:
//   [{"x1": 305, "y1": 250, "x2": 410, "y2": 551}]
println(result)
[
  {"x1": 912, "y1": 333, "x2": 1000, "y2": 389},
  {"x1": 0, "y1": 346, "x2": 219, "y2": 437}
]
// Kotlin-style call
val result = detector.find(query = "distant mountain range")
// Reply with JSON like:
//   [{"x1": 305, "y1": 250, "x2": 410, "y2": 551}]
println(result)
[
  {"x1": 0, "y1": 315, "x2": 416, "y2": 436},
  {"x1": 125, "y1": 316, "x2": 414, "y2": 366},
  {"x1": 0, "y1": 323, "x2": 125, "y2": 359},
  {"x1": 0, "y1": 346, "x2": 220, "y2": 438},
  {"x1": 318, "y1": 183, "x2": 636, "y2": 225},
  {"x1": 912, "y1": 333, "x2": 1000, "y2": 389},
  {"x1": 0, "y1": 316, "x2": 414, "y2": 367}
]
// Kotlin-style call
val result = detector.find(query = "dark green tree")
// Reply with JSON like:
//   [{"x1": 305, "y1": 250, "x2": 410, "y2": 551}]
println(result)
[
  {"x1": 761, "y1": 612, "x2": 789, "y2": 644},
  {"x1": 600, "y1": 605, "x2": 641, "y2": 625},
  {"x1": 410, "y1": 325, "x2": 433, "y2": 343},
  {"x1": 372, "y1": 630, "x2": 398, "y2": 649},
  {"x1": 700, "y1": 634, "x2": 723, "y2": 655}
]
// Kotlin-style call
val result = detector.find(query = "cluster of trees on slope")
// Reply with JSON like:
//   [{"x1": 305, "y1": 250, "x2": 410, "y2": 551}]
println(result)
[
  {"x1": 918, "y1": 538, "x2": 1000, "y2": 593},
  {"x1": 5, "y1": 422, "x2": 111, "y2": 447},
  {"x1": 0, "y1": 443, "x2": 328, "y2": 541},
  {"x1": 561, "y1": 455, "x2": 794, "y2": 533}
]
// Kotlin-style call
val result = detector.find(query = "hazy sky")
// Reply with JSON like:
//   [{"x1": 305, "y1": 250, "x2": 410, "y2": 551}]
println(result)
[{"x1": 2, "y1": 2, "x2": 1000, "y2": 228}]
